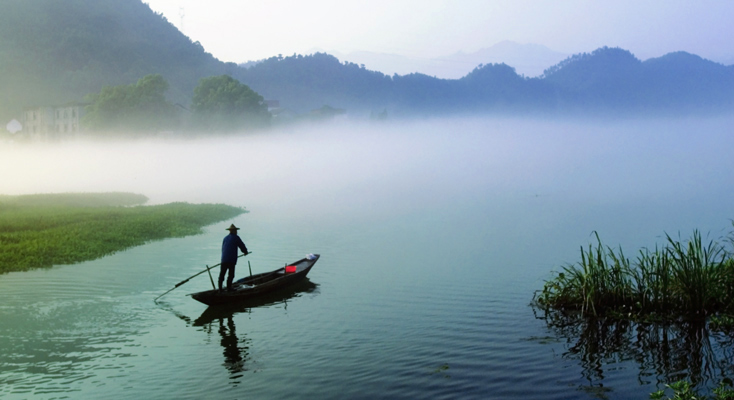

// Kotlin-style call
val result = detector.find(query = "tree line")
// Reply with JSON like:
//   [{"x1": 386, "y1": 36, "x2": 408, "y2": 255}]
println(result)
[{"x1": 82, "y1": 74, "x2": 269, "y2": 133}]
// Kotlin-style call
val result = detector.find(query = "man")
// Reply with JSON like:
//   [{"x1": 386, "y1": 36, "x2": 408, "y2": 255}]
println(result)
[{"x1": 219, "y1": 224, "x2": 249, "y2": 291}]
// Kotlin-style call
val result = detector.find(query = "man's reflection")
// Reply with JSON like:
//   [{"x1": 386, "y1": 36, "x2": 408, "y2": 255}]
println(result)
[{"x1": 218, "y1": 316, "x2": 249, "y2": 376}]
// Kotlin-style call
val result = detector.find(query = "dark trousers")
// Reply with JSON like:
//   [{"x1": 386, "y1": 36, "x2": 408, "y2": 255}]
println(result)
[{"x1": 219, "y1": 262, "x2": 236, "y2": 290}]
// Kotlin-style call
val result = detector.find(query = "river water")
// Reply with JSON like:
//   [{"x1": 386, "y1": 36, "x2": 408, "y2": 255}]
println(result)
[{"x1": 1, "y1": 116, "x2": 733, "y2": 399}]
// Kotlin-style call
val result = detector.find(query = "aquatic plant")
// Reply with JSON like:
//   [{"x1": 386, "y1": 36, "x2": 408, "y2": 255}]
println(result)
[
  {"x1": 535, "y1": 228, "x2": 734, "y2": 321},
  {"x1": 0, "y1": 193, "x2": 246, "y2": 273},
  {"x1": 535, "y1": 227, "x2": 734, "y2": 399},
  {"x1": 650, "y1": 379, "x2": 734, "y2": 400}
]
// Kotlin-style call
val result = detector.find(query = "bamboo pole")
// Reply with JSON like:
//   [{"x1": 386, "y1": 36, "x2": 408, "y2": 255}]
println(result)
[
  {"x1": 154, "y1": 252, "x2": 251, "y2": 302},
  {"x1": 206, "y1": 265, "x2": 216, "y2": 289}
]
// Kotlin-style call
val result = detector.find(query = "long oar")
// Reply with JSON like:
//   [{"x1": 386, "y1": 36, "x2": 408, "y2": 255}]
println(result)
[{"x1": 154, "y1": 252, "x2": 251, "y2": 303}]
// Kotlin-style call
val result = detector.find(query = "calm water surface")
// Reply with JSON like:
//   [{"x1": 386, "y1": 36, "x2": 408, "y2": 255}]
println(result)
[{"x1": 1, "y1": 116, "x2": 733, "y2": 399}]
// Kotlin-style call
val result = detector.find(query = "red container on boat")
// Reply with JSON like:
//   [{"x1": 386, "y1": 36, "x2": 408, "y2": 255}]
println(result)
[{"x1": 285, "y1": 265, "x2": 297, "y2": 274}]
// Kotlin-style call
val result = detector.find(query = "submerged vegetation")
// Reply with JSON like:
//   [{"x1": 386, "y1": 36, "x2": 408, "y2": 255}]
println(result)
[
  {"x1": 535, "y1": 229, "x2": 734, "y2": 323},
  {"x1": 0, "y1": 192, "x2": 245, "y2": 273}
]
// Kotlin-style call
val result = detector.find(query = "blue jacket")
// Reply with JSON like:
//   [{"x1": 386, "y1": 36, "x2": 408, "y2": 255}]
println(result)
[{"x1": 221, "y1": 234, "x2": 248, "y2": 264}]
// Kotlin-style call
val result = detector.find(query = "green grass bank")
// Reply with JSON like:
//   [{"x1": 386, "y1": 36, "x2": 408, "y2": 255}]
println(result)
[{"x1": 0, "y1": 193, "x2": 246, "y2": 273}]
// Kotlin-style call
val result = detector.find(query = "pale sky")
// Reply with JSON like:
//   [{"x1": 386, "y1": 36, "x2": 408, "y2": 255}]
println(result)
[{"x1": 144, "y1": 0, "x2": 734, "y2": 64}]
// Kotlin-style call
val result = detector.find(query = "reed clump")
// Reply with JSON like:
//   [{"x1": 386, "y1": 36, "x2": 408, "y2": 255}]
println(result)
[{"x1": 535, "y1": 229, "x2": 734, "y2": 322}]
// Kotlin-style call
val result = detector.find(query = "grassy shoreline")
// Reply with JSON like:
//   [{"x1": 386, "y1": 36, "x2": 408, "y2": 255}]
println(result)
[{"x1": 0, "y1": 193, "x2": 246, "y2": 273}]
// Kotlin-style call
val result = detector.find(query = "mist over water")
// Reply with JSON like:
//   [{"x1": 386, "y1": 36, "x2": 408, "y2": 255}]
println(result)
[
  {"x1": 2, "y1": 115, "x2": 734, "y2": 399},
  {"x1": 2, "y1": 115, "x2": 732, "y2": 236}
]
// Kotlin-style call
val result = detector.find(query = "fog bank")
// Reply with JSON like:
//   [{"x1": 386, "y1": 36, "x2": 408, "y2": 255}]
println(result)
[{"x1": 2, "y1": 116, "x2": 732, "y2": 237}]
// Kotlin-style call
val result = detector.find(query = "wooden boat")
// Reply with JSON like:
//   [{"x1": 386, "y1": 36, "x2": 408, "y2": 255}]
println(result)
[
  {"x1": 189, "y1": 254, "x2": 320, "y2": 306},
  {"x1": 192, "y1": 280, "x2": 318, "y2": 326}
]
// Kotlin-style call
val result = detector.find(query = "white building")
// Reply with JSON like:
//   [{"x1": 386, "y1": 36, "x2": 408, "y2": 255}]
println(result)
[{"x1": 23, "y1": 104, "x2": 85, "y2": 140}]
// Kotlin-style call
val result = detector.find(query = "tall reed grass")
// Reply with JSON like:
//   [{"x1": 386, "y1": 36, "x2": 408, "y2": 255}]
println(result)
[{"x1": 535, "y1": 229, "x2": 734, "y2": 321}]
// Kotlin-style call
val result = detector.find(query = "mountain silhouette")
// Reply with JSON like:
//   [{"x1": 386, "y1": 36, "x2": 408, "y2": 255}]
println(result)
[{"x1": 1, "y1": 0, "x2": 732, "y2": 123}]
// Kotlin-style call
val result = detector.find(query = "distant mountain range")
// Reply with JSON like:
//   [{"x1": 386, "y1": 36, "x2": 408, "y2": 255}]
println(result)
[
  {"x1": 234, "y1": 49, "x2": 734, "y2": 116},
  {"x1": 1, "y1": 0, "x2": 732, "y2": 124},
  {"x1": 325, "y1": 41, "x2": 569, "y2": 79}
]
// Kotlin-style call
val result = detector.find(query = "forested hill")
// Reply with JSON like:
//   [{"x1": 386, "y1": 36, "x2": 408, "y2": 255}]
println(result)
[
  {"x1": 541, "y1": 48, "x2": 734, "y2": 113},
  {"x1": 236, "y1": 49, "x2": 734, "y2": 115},
  {"x1": 0, "y1": 0, "x2": 235, "y2": 121},
  {"x1": 236, "y1": 53, "x2": 540, "y2": 114},
  {"x1": 1, "y1": 0, "x2": 733, "y2": 123}
]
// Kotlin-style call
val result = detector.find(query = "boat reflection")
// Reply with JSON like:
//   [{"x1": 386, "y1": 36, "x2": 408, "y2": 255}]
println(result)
[
  {"x1": 535, "y1": 308, "x2": 734, "y2": 392},
  {"x1": 187, "y1": 279, "x2": 318, "y2": 380},
  {"x1": 193, "y1": 279, "x2": 319, "y2": 326}
]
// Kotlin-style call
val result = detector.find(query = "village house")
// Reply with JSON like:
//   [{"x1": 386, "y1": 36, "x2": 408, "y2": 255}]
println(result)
[{"x1": 23, "y1": 104, "x2": 85, "y2": 140}]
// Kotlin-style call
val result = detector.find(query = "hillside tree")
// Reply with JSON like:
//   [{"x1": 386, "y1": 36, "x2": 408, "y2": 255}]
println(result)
[
  {"x1": 83, "y1": 74, "x2": 178, "y2": 133},
  {"x1": 191, "y1": 75, "x2": 270, "y2": 131}
]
